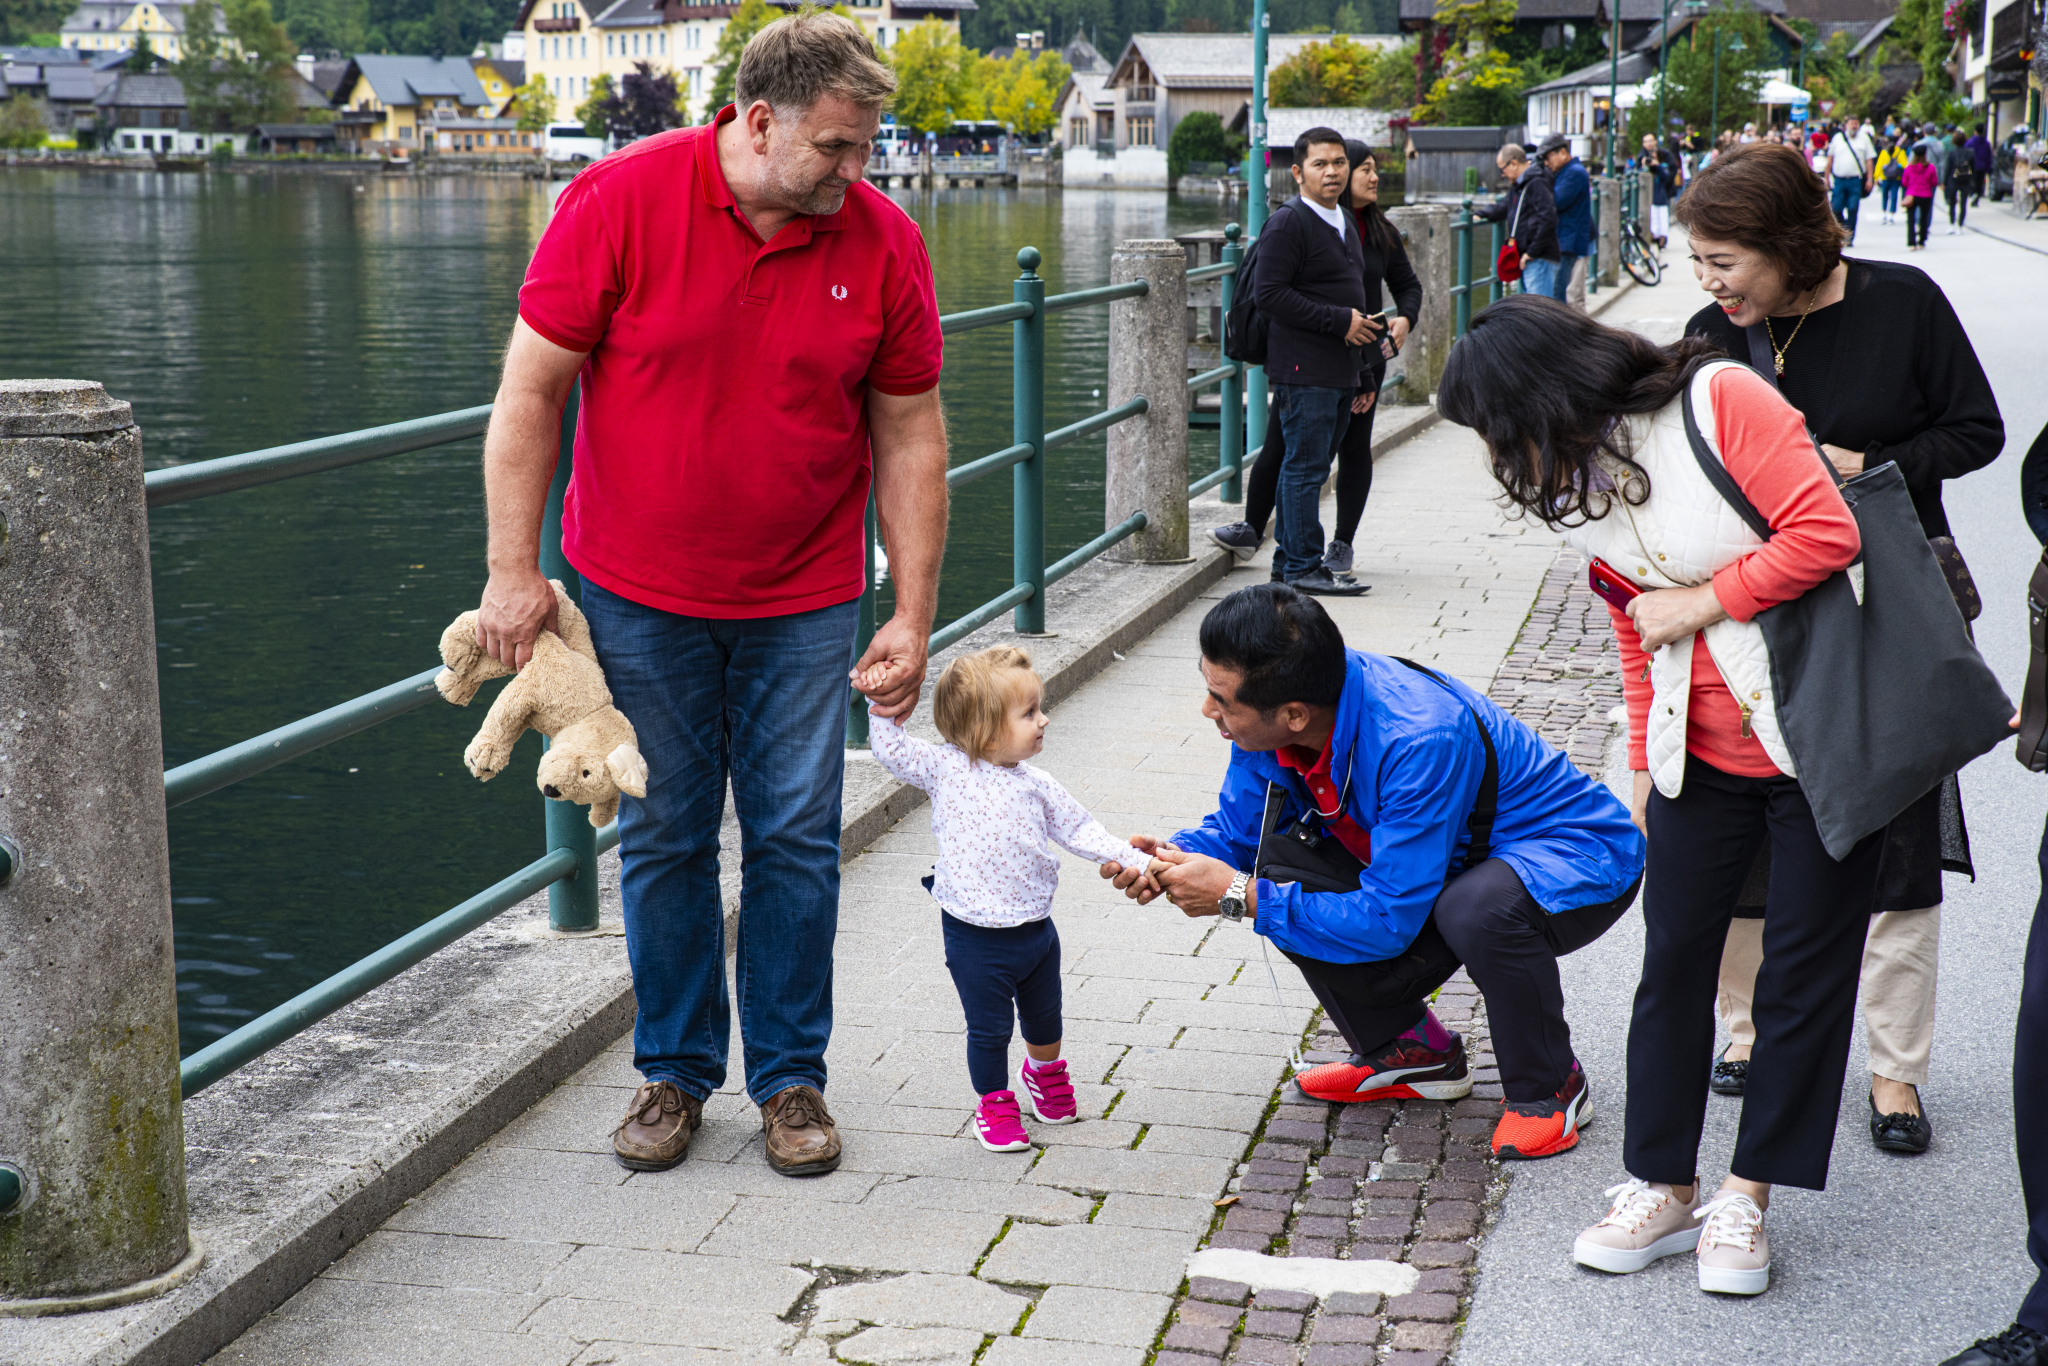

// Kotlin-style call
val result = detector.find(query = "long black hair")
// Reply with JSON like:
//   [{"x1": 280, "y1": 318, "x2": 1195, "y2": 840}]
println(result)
[
  {"x1": 1343, "y1": 138, "x2": 1400, "y2": 257},
  {"x1": 1436, "y1": 294, "x2": 1726, "y2": 528}
]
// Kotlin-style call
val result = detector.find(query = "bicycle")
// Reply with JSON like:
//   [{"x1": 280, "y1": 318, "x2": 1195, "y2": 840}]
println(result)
[{"x1": 1620, "y1": 216, "x2": 1662, "y2": 286}]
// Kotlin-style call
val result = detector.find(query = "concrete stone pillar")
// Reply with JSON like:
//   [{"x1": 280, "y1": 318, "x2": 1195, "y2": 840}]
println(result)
[
  {"x1": 0, "y1": 381, "x2": 196, "y2": 1311},
  {"x1": 1386, "y1": 204, "x2": 1451, "y2": 403},
  {"x1": 1106, "y1": 240, "x2": 1190, "y2": 563},
  {"x1": 1595, "y1": 177, "x2": 1621, "y2": 287}
]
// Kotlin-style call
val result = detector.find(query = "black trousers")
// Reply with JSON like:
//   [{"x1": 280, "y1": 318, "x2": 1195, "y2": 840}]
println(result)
[
  {"x1": 1244, "y1": 385, "x2": 1378, "y2": 547},
  {"x1": 1626, "y1": 756, "x2": 1884, "y2": 1191},
  {"x1": 2017, "y1": 817, "x2": 2048, "y2": 1334},
  {"x1": 1281, "y1": 858, "x2": 1637, "y2": 1102}
]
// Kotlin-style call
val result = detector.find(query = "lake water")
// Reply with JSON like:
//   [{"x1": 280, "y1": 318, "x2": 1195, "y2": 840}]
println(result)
[{"x1": 0, "y1": 166, "x2": 1237, "y2": 1055}]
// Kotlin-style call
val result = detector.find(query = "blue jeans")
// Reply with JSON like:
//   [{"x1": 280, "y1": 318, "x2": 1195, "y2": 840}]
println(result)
[
  {"x1": 1830, "y1": 174, "x2": 1864, "y2": 238},
  {"x1": 939, "y1": 912, "x2": 1063, "y2": 1095},
  {"x1": 1272, "y1": 383, "x2": 1352, "y2": 581},
  {"x1": 1880, "y1": 180, "x2": 1901, "y2": 213},
  {"x1": 1524, "y1": 255, "x2": 1569, "y2": 301},
  {"x1": 581, "y1": 580, "x2": 858, "y2": 1104}
]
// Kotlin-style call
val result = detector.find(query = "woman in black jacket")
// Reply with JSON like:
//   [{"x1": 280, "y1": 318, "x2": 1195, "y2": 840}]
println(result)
[
  {"x1": 1677, "y1": 142, "x2": 2003, "y2": 1155},
  {"x1": 1210, "y1": 140, "x2": 1423, "y2": 584}
]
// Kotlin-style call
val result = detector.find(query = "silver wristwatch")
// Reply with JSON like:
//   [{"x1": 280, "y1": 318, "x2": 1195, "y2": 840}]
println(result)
[{"x1": 1219, "y1": 872, "x2": 1251, "y2": 922}]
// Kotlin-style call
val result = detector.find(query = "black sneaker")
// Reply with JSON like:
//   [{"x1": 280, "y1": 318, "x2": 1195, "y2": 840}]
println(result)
[
  {"x1": 1940, "y1": 1324, "x2": 2048, "y2": 1366},
  {"x1": 1869, "y1": 1088, "x2": 1932, "y2": 1154},
  {"x1": 1710, "y1": 1046, "x2": 1747, "y2": 1097},
  {"x1": 1209, "y1": 522, "x2": 1264, "y2": 561},
  {"x1": 1323, "y1": 539, "x2": 1356, "y2": 578},
  {"x1": 1287, "y1": 568, "x2": 1368, "y2": 597}
]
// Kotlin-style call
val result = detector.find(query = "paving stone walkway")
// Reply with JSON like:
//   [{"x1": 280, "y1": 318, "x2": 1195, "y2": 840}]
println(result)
[{"x1": 208, "y1": 275, "x2": 1701, "y2": 1366}]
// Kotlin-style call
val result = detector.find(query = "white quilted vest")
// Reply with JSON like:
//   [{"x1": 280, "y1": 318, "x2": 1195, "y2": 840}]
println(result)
[{"x1": 1564, "y1": 361, "x2": 1795, "y2": 796}]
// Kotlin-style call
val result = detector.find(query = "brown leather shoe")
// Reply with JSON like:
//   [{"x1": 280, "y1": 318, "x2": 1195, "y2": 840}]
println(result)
[
  {"x1": 761, "y1": 1084, "x2": 841, "y2": 1177},
  {"x1": 612, "y1": 1080, "x2": 702, "y2": 1172}
]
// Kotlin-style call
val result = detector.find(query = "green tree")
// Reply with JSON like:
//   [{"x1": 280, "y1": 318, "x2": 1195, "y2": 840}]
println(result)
[
  {"x1": 174, "y1": 0, "x2": 299, "y2": 133},
  {"x1": 1412, "y1": 0, "x2": 1522, "y2": 124},
  {"x1": 0, "y1": 91, "x2": 47, "y2": 148},
  {"x1": 128, "y1": 31, "x2": 157, "y2": 71},
  {"x1": 1786, "y1": 26, "x2": 1883, "y2": 122},
  {"x1": 275, "y1": 0, "x2": 364, "y2": 58},
  {"x1": 705, "y1": 0, "x2": 779, "y2": 114},
  {"x1": 1165, "y1": 107, "x2": 1232, "y2": 178},
  {"x1": 887, "y1": 18, "x2": 975, "y2": 134},
  {"x1": 1267, "y1": 32, "x2": 1414, "y2": 107},
  {"x1": 969, "y1": 47, "x2": 1069, "y2": 134},
  {"x1": 1654, "y1": 0, "x2": 1767, "y2": 137},
  {"x1": 513, "y1": 74, "x2": 556, "y2": 132},
  {"x1": 0, "y1": 0, "x2": 73, "y2": 44},
  {"x1": 575, "y1": 73, "x2": 613, "y2": 138}
]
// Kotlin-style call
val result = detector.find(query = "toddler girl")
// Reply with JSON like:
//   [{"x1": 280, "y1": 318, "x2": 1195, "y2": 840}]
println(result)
[{"x1": 856, "y1": 646, "x2": 1161, "y2": 1151}]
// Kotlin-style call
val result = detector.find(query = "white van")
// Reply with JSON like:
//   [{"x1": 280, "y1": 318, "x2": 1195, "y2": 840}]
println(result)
[{"x1": 544, "y1": 125, "x2": 607, "y2": 164}]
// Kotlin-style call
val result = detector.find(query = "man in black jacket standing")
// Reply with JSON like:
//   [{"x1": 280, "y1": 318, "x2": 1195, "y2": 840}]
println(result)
[
  {"x1": 1475, "y1": 143, "x2": 1561, "y2": 300},
  {"x1": 1252, "y1": 126, "x2": 1375, "y2": 597}
]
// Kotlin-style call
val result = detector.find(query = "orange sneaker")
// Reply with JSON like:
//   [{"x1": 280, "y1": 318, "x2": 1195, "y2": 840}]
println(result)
[
  {"x1": 1295, "y1": 1032, "x2": 1471, "y2": 1103},
  {"x1": 1492, "y1": 1066, "x2": 1592, "y2": 1159}
]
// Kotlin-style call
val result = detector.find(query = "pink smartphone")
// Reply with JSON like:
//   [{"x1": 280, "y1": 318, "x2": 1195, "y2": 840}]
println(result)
[{"x1": 1588, "y1": 558, "x2": 1644, "y2": 612}]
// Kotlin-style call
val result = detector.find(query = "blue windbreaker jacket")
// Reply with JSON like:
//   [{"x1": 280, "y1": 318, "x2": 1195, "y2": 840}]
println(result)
[
  {"x1": 1170, "y1": 650, "x2": 1644, "y2": 965},
  {"x1": 1553, "y1": 158, "x2": 1594, "y2": 256}
]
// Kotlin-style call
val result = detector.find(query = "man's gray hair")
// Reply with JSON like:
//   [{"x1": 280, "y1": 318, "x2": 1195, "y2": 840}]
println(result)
[
  {"x1": 1498, "y1": 142, "x2": 1528, "y2": 164},
  {"x1": 734, "y1": 10, "x2": 896, "y2": 115}
]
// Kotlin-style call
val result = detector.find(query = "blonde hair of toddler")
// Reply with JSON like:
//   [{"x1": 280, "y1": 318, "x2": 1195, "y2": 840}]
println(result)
[{"x1": 933, "y1": 646, "x2": 1039, "y2": 760}]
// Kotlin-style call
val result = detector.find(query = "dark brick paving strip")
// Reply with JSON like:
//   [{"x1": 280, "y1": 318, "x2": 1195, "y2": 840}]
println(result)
[{"x1": 1152, "y1": 549, "x2": 1622, "y2": 1366}]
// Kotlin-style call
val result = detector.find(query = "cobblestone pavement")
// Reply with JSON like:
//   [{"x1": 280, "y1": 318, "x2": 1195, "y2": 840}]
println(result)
[{"x1": 1146, "y1": 550, "x2": 1623, "y2": 1366}]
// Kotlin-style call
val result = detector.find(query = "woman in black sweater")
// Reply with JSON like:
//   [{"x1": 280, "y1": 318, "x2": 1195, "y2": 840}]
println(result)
[
  {"x1": 1676, "y1": 142, "x2": 2003, "y2": 1156},
  {"x1": 1210, "y1": 141, "x2": 1424, "y2": 583}
]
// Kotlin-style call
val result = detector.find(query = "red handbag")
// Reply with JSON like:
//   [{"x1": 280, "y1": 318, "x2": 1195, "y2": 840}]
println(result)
[{"x1": 1495, "y1": 181, "x2": 1528, "y2": 284}]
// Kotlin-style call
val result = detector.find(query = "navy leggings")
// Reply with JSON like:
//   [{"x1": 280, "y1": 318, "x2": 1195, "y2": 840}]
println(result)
[{"x1": 940, "y1": 911, "x2": 1063, "y2": 1095}]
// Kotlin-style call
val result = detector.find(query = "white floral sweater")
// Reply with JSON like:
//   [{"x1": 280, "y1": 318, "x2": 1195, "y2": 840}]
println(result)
[{"x1": 868, "y1": 711, "x2": 1154, "y2": 927}]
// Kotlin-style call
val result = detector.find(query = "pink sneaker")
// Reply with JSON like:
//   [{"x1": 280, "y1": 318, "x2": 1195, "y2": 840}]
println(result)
[
  {"x1": 1017, "y1": 1058, "x2": 1079, "y2": 1124},
  {"x1": 974, "y1": 1091, "x2": 1032, "y2": 1152}
]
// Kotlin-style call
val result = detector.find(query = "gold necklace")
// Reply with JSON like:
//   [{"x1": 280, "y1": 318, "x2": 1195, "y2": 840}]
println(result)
[{"x1": 1762, "y1": 289, "x2": 1818, "y2": 376}]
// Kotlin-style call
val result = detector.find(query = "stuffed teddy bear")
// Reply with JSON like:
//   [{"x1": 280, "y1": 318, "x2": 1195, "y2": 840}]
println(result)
[{"x1": 435, "y1": 579, "x2": 649, "y2": 827}]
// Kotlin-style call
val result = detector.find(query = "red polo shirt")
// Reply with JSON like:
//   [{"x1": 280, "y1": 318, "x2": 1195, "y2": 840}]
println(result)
[
  {"x1": 1278, "y1": 740, "x2": 1374, "y2": 865},
  {"x1": 518, "y1": 106, "x2": 944, "y2": 619}
]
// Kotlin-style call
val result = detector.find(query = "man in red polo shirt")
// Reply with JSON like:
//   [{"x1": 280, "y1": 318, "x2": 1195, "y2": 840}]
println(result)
[{"x1": 474, "y1": 13, "x2": 948, "y2": 1178}]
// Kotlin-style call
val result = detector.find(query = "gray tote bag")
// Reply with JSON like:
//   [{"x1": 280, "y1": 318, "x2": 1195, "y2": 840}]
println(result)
[{"x1": 1681, "y1": 394, "x2": 2014, "y2": 860}]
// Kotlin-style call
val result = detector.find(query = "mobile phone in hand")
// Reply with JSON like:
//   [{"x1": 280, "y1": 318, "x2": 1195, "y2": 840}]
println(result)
[{"x1": 1588, "y1": 557, "x2": 1644, "y2": 612}]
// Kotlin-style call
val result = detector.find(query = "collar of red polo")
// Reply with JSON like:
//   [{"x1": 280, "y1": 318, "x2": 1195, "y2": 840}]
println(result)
[
  {"x1": 697, "y1": 103, "x2": 847, "y2": 238},
  {"x1": 1276, "y1": 737, "x2": 1335, "y2": 786}
]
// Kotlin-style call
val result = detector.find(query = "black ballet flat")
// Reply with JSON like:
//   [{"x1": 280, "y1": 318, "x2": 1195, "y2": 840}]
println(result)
[
  {"x1": 1869, "y1": 1089, "x2": 1933, "y2": 1154},
  {"x1": 1710, "y1": 1046, "x2": 1748, "y2": 1097}
]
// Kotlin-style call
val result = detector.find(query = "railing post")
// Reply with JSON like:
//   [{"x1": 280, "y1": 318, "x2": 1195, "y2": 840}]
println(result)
[
  {"x1": 1488, "y1": 216, "x2": 1506, "y2": 305},
  {"x1": 0, "y1": 380, "x2": 197, "y2": 1309},
  {"x1": 1013, "y1": 246, "x2": 1048, "y2": 632},
  {"x1": 538, "y1": 382, "x2": 600, "y2": 933},
  {"x1": 1588, "y1": 179, "x2": 1602, "y2": 296},
  {"x1": 1106, "y1": 239, "x2": 1189, "y2": 562},
  {"x1": 1454, "y1": 202, "x2": 1474, "y2": 340},
  {"x1": 1596, "y1": 174, "x2": 1622, "y2": 287},
  {"x1": 1218, "y1": 223, "x2": 1244, "y2": 501},
  {"x1": 1385, "y1": 205, "x2": 1449, "y2": 401}
]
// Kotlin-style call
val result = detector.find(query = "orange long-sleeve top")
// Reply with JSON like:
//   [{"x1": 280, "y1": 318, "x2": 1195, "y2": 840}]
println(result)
[{"x1": 1610, "y1": 366, "x2": 1862, "y2": 777}]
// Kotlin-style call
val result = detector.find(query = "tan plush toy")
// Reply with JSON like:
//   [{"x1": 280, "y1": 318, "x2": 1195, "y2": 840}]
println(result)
[{"x1": 436, "y1": 579, "x2": 649, "y2": 827}]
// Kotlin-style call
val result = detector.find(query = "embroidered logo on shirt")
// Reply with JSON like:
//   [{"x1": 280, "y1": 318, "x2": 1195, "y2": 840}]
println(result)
[{"x1": 831, "y1": 285, "x2": 849, "y2": 300}]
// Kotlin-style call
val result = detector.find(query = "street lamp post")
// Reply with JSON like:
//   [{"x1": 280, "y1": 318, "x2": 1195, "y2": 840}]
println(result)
[
  {"x1": 1242, "y1": 0, "x2": 1271, "y2": 472},
  {"x1": 1657, "y1": 0, "x2": 1675, "y2": 139},
  {"x1": 1607, "y1": 6, "x2": 1620, "y2": 169}
]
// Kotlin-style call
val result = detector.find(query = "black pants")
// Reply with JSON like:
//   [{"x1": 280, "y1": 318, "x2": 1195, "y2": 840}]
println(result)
[
  {"x1": 1626, "y1": 756, "x2": 1884, "y2": 1191},
  {"x1": 1947, "y1": 183, "x2": 1970, "y2": 226},
  {"x1": 2017, "y1": 817, "x2": 2048, "y2": 1334},
  {"x1": 1907, "y1": 196, "x2": 1935, "y2": 247},
  {"x1": 939, "y1": 911, "x2": 1062, "y2": 1095},
  {"x1": 1244, "y1": 388, "x2": 1377, "y2": 547},
  {"x1": 1281, "y1": 858, "x2": 1637, "y2": 1102}
]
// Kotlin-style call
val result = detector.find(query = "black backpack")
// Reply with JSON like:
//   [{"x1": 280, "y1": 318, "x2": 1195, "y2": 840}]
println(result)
[{"x1": 1223, "y1": 205, "x2": 1288, "y2": 366}]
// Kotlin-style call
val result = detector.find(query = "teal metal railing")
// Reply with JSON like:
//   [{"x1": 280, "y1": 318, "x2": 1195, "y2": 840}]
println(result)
[
  {"x1": 152, "y1": 237, "x2": 1246, "y2": 1098},
  {"x1": 1449, "y1": 198, "x2": 1507, "y2": 343}
]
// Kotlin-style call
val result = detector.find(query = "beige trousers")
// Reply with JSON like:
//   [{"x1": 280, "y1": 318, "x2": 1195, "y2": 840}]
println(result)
[
  {"x1": 1716, "y1": 906, "x2": 1942, "y2": 1086},
  {"x1": 1567, "y1": 254, "x2": 1588, "y2": 312}
]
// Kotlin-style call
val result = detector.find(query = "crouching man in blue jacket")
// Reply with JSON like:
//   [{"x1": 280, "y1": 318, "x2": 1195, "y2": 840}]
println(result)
[{"x1": 1103, "y1": 584, "x2": 1645, "y2": 1159}]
